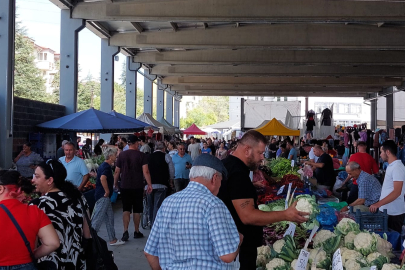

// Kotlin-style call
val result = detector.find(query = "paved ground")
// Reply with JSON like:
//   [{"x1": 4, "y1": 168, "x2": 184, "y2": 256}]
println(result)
[{"x1": 97, "y1": 200, "x2": 150, "y2": 270}]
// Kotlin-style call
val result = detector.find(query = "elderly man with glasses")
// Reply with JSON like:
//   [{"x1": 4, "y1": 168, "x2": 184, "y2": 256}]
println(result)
[{"x1": 144, "y1": 154, "x2": 243, "y2": 270}]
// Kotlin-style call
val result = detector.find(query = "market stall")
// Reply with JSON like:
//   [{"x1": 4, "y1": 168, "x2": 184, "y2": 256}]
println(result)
[
  {"x1": 254, "y1": 158, "x2": 402, "y2": 270},
  {"x1": 183, "y1": 123, "x2": 207, "y2": 135},
  {"x1": 137, "y1": 113, "x2": 175, "y2": 134},
  {"x1": 255, "y1": 118, "x2": 300, "y2": 137}
]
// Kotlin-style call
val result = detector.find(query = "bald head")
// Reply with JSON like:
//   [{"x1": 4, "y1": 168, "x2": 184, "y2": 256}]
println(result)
[{"x1": 239, "y1": 130, "x2": 267, "y2": 148}]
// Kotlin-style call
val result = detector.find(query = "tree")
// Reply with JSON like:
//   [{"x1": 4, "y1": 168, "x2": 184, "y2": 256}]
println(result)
[
  {"x1": 14, "y1": 24, "x2": 48, "y2": 102},
  {"x1": 50, "y1": 60, "x2": 60, "y2": 104},
  {"x1": 77, "y1": 74, "x2": 101, "y2": 111},
  {"x1": 180, "y1": 107, "x2": 218, "y2": 128}
]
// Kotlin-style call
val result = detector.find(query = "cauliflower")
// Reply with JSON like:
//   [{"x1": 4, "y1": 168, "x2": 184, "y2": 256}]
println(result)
[
  {"x1": 309, "y1": 248, "x2": 331, "y2": 269},
  {"x1": 374, "y1": 233, "x2": 394, "y2": 258},
  {"x1": 344, "y1": 259, "x2": 361, "y2": 270},
  {"x1": 258, "y1": 245, "x2": 272, "y2": 256},
  {"x1": 344, "y1": 231, "x2": 358, "y2": 249},
  {"x1": 335, "y1": 218, "x2": 360, "y2": 235},
  {"x1": 266, "y1": 258, "x2": 286, "y2": 270},
  {"x1": 367, "y1": 252, "x2": 383, "y2": 263},
  {"x1": 273, "y1": 239, "x2": 285, "y2": 253},
  {"x1": 366, "y1": 252, "x2": 389, "y2": 269},
  {"x1": 296, "y1": 197, "x2": 313, "y2": 218},
  {"x1": 291, "y1": 259, "x2": 309, "y2": 270},
  {"x1": 340, "y1": 247, "x2": 362, "y2": 264},
  {"x1": 295, "y1": 195, "x2": 320, "y2": 230},
  {"x1": 313, "y1": 230, "x2": 336, "y2": 248},
  {"x1": 257, "y1": 254, "x2": 268, "y2": 268},
  {"x1": 354, "y1": 232, "x2": 377, "y2": 256},
  {"x1": 381, "y1": 264, "x2": 402, "y2": 270}
]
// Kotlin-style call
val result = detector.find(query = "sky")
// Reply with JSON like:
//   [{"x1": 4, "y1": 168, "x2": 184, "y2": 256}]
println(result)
[{"x1": 16, "y1": 0, "x2": 136, "y2": 84}]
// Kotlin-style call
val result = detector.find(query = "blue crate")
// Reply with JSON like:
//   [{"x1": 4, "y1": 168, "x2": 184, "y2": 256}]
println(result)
[{"x1": 350, "y1": 208, "x2": 388, "y2": 232}]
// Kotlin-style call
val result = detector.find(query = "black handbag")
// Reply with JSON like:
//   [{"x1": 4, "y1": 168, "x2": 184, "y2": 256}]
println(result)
[
  {"x1": 78, "y1": 198, "x2": 118, "y2": 270},
  {"x1": 0, "y1": 204, "x2": 39, "y2": 270}
]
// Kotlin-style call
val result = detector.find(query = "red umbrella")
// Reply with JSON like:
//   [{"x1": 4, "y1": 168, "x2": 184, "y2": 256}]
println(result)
[{"x1": 183, "y1": 123, "x2": 207, "y2": 135}]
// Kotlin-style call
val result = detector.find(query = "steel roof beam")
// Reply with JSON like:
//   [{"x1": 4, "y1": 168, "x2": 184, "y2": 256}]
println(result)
[
  {"x1": 177, "y1": 91, "x2": 373, "y2": 97},
  {"x1": 72, "y1": 0, "x2": 405, "y2": 23},
  {"x1": 150, "y1": 64, "x2": 405, "y2": 77},
  {"x1": 171, "y1": 85, "x2": 381, "y2": 92},
  {"x1": 133, "y1": 49, "x2": 405, "y2": 66}
]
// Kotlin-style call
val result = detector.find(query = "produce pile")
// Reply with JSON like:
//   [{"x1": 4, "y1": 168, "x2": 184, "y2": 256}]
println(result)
[
  {"x1": 267, "y1": 158, "x2": 300, "y2": 179},
  {"x1": 280, "y1": 174, "x2": 304, "y2": 189},
  {"x1": 256, "y1": 218, "x2": 400, "y2": 270}
]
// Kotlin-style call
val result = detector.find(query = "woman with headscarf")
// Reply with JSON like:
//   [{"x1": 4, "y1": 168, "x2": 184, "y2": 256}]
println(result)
[{"x1": 31, "y1": 160, "x2": 91, "y2": 269}]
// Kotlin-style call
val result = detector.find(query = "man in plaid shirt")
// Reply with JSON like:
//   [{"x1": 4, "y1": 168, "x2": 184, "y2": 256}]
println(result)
[
  {"x1": 345, "y1": 161, "x2": 381, "y2": 212},
  {"x1": 144, "y1": 154, "x2": 242, "y2": 270}
]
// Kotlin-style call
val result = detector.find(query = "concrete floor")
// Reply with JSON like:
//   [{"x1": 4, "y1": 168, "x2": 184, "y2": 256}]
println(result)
[{"x1": 97, "y1": 200, "x2": 150, "y2": 270}]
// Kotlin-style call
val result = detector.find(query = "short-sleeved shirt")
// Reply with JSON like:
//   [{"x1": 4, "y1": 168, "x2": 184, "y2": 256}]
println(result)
[
  {"x1": 349, "y1": 152, "x2": 379, "y2": 175},
  {"x1": 288, "y1": 147, "x2": 297, "y2": 163},
  {"x1": 357, "y1": 171, "x2": 382, "y2": 207},
  {"x1": 379, "y1": 160, "x2": 405, "y2": 216},
  {"x1": 95, "y1": 161, "x2": 114, "y2": 201},
  {"x1": 140, "y1": 144, "x2": 151, "y2": 154},
  {"x1": 0, "y1": 199, "x2": 51, "y2": 266},
  {"x1": 16, "y1": 152, "x2": 44, "y2": 178},
  {"x1": 218, "y1": 155, "x2": 263, "y2": 247},
  {"x1": 59, "y1": 156, "x2": 89, "y2": 187},
  {"x1": 116, "y1": 149, "x2": 148, "y2": 189},
  {"x1": 202, "y1": 148, "x2": 212, "y2": 155},
  {"x1": 315, "y1": 153, "x2": 335, "y2": 186},
  {"x1": 188, "y1": 143, "x2": 201, "y2": 160},
  {"x1": 144, "y1": 182, "x2": 240, "y2": 270},
  {"x1": 309, "y1": 148, "x2": 319, "y2": 162},
  {"x1": 171, "y1": 153, "x2": 193, "y2": 179}
]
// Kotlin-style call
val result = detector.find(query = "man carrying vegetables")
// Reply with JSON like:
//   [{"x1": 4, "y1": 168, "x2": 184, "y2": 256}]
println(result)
[{"x1": 218, "y1": 130, "x2": 309, "y2": 270}]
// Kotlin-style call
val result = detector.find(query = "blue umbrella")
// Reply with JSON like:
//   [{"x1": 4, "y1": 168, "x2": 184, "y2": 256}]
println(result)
[
  {"x1": 37, "y1": 108, "x2": 147, "y2": 133},
  {"x1": 108, "y1": 110, "x2": 158, "y2": 130}
]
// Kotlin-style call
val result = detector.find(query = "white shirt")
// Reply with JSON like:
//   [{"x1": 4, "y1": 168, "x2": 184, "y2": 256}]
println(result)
[
  {"x1": 309, "y1": 147, "x2": 319, "y2": 162},
  {"x1": 187, "y1": 143, "x2": 201, "y2": 161},
  {"x1": 379, "y1": 160, "x2": 405, "y2": 216}
]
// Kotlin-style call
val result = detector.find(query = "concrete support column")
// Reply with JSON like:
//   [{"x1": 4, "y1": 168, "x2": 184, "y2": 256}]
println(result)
[
  {"x1": 60, "y1": 9, "x2": 85, "y2": 114},
  {"x1": 305, "y1": 97, "x2": 309, "y2": 113},
  {"x1": 166, "y1": 92, "x2": 174, "y2": 124},
  {"x1": 370, "y1": 98, "x2": 377, "y2": 131},
  {"x1": 0, "y1": 0, "x2": 15, "y2": 169},
  {"x1": 100, "y1": 39, "x2": 119, "y2": 112},
  {"x1": 143, "y1": 69, "x2": 155, "y2": 115},
  {"x1": 385, "y1": 92, "x2": 394, "y2": 132},
  {"x1": 125, "y1": 57, "x2": 141, "y2": 118},
  {"x1": 174, "y1": 99, "x2": 180, "y2": 127},
  {"x1": 156, "y1": 79, "x2": 165, "y2": 120}
]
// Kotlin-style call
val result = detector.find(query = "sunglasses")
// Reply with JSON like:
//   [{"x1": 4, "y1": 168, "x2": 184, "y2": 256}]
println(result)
[{"x1": 46, "y1": 159, "x2": 54, "y2": 173}]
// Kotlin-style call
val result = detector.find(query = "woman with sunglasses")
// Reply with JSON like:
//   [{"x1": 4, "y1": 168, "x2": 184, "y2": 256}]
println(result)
[
  {"x1": 0, "y1": 170, "x2": 60, "y2": 270},
  {"x1": 31, "y1": 160, "x2": 91, "y2": 269}
]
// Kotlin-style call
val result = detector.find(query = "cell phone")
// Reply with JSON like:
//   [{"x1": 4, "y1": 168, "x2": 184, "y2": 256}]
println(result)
[{"x1": 185, "y1": 162, "x2": 190, "y2": 168}]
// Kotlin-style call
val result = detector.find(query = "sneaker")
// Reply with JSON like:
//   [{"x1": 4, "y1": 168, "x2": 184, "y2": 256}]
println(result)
[
  {"x1": 134, "y1": 231, "x2": 144, "y2": 238},
  {"x1": 121, "y1": 231, "x2": 129, "y2": 241},
  {"x1": 110, "y1": 239, "x2": 125, "y2": 246}
]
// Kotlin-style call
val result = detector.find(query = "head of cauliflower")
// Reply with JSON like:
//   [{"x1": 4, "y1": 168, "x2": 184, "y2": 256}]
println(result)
[
  {"x1": 273, "y1": 239, "x2": 285, "y2": 253},
  {"x1": 296, "y1": 198, "x2": 313, "y2": 219},
  {"x1": 336, "y1": 218, "x2": 360, "y2": 235},
  {"x1": 340, "y1": 247, "x2": 362, "y2": 264},
  {"x1": 257, "y1": 254, "x2": 268, "y2": 268},
  {"x1": 354, "y1": 232, "x2": 377, "y2": 256},
  {"x1": 344, "y1": 259, "x2": 361, "y2": 270},
  {"x1": 313, "y1": 230, "x2": 336, "y2": 248},
  {"x1": 266, "y1": 258, "x2": 286, "y2": 270},
  {"x1": 381, "y1": 264, "x2": 402, "y2": 270},
  {"x1": 291, "y1": 259, "x2": 309, "y2": 270},
  {"x1": 258, "y1": 245, "x2": 272, "y2": 256},
  {"x1": 344, "y1": 231, "x2": 358, "y2": 249}
]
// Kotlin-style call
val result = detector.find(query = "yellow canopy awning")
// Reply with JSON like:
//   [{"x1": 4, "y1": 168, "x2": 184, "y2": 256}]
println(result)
[{"x1": 254, "y1": 118, "x2": 300, "y2": 136}]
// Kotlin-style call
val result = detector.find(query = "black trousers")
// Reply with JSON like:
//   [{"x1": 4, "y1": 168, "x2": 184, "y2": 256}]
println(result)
[
  {"x1": 239, "y1": 244, "x2": 257, "y2": 270},
  {"x1": 388, "y1": 213, "x2": 405, "y2": 233}
]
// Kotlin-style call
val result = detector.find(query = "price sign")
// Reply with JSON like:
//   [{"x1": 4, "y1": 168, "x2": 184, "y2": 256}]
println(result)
[
  {"x1": 285, "y1": 183, "x2": 293, "y2": 209},
  {"x1": 403, "y1": 239, "x2": 405, "y2": 248},
  {"x1": 370, "y1": 266, "x2": 377, "y2": 270},
  {"x1": 277, "y1": 185, "x2": 285, "y2": 195},
  {"x1": 304, "y1": 225, "x2": 319, "y2": 250},
  {"x1": 332, "y1": 248, "x2": 343, "y2": 270},
  {"x1": 291, "y1": 160, "x2": 295, "y2": 167},
  {"x1": 295, "y1": 249, "x2": 310, "y2": 270},
  {"x1": 283, "y1": 222, "x2": 297, "y2": 237}
]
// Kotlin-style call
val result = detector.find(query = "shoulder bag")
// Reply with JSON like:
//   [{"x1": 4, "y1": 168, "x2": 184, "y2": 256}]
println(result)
[{"x1": 78, "y1": 198, "x2": 118, "y2": 270}]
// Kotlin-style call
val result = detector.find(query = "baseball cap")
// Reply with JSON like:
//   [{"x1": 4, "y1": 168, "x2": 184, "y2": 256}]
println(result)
[
  {"x1": 193, "y1": 154, "x2": 228, "y2": 180},
  {"x1": 127, "y1": 135, "x2": 140, "y2": 144}
]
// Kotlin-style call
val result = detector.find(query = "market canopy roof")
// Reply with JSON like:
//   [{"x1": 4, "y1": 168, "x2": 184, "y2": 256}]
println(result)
[
  {"x1": 137, "y1": 113, "x2": 175, "y2": 134},
  {"x1": 183, "y1": 123, "x2": 207, "y2": 135},
  {"x1": 157, "y1": 117, "x2": 181, "y2": 133},
  {"x1": 53, "y1": 0, "x2": 405, "y2": 99},
  {"x1": 255, "y1": 118, "x2": 300, "y2": 136},
  {"x1": 108, "y1": 110, "x2": 158, "y2": 130},
  {"x1": 37, "y1": 108, "x2": 147, "y2": 133}
]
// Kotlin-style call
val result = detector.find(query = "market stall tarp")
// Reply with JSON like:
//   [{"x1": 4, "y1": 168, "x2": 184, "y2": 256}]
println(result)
[
  {"x1": 157, "y1": 117, "x2": 180, "y2": 133},
  {"x1": 108, "y1": 110, "x2": 158, "y2": 130},
  {"x1": 255, "y1": 118, "x2": 300, "y2": 136},
  {"x1": 37, "y1": 108, "x2": 147, "y2": 133},
  {"x1": 137, "y1": 113, "x2": 174, "y2": 134},
  {"x1": 183, "y1": 123, "x2": 207, "y2": 135}
]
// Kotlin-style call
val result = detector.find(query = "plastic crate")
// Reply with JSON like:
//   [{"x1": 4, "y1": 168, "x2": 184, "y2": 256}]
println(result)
[{"x1": 350, "y1": 208, "x2": 388, "y2": 232}]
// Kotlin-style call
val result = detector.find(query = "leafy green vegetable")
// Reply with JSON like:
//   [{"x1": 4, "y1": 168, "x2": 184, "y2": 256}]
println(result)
[{"x1": 268, "y1": 158, "x2": 300, "y2": 178}]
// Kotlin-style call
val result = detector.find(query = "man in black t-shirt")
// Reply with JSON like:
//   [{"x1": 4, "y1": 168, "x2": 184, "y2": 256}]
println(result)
[
  {"x1": 218, "y1": 130, "x2": 308, "y2": 270},
  {"x1": 305, "y1": 145, "x2": 335, "y2": 189},
  {"x1": 336, "y1": 140, "x2": 345, "y2": 159}
]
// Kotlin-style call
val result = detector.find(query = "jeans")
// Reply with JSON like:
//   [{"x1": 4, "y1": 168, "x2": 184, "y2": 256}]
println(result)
[
  {"x1": 147, "y1": 188, "x2": 167, "y2": 227},
  {"x1": 0, "y1": 263, "x2": 37, "y2": 270},
  {"x1": 174, "y1": 178, "x2": 189, "y2": 192}
]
